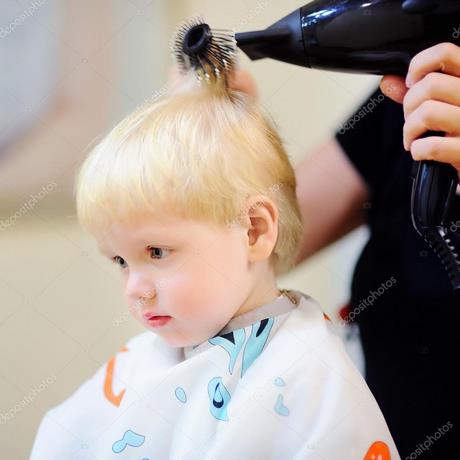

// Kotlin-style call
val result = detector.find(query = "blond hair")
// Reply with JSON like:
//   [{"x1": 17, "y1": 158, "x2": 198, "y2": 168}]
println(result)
[{"x1": 74, "y1": 76, "x2": 303, "y2": 276}]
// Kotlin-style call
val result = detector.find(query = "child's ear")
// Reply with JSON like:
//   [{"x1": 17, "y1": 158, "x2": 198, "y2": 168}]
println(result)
[{"x1": 243, "y1": 195, "x2": 279, "y2": 263}]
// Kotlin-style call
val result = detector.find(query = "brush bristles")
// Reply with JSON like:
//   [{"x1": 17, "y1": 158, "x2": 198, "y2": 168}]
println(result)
[{"x1": 171, "y1": 17, "x2": 237, "y2": 88}]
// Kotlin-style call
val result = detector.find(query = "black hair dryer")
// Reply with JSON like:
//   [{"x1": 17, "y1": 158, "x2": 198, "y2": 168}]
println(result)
[{"x1": 235, "y1": 0, "x2": 460, "y2": 290}]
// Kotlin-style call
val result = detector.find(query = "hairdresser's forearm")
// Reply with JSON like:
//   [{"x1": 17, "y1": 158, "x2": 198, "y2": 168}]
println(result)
[
  {"x1": 294, "y1": 206, "x2": 366, "y2": 265},
  {"x1": 293, "y1": 138, "x2": 369, "y2": 267}
]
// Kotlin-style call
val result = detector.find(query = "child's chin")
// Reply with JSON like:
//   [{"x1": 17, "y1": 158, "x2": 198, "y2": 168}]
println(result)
[
  {"x1": 170, "y1": 337, "x2": 198, "y2": 348},
  {"x1": 154, "y1": 331, "x2": 197, "y2": 349}
]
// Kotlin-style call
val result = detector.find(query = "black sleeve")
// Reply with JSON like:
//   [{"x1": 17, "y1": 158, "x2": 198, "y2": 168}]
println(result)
[{"x1": 334, "y1": 86, "x2": 406, "y2": 197}]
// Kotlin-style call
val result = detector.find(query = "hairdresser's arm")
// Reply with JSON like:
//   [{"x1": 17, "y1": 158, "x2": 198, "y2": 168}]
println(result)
[{"x1": 293, "y1": 138, "x2": 369, "y2": 266}]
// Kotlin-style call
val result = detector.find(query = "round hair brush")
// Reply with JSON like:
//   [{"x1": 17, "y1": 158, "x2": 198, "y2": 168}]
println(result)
[{"x1": 171, "y1": 17, "x2": 238, "y2": 88}]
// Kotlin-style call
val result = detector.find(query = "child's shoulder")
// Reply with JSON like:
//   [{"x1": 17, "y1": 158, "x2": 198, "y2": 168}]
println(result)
[
  {"x1": 271, "y1": 290, "x2": 365, "y2": 382},
  {"x1": 286, "y1": 289, "x2": 330, "y2": 315},
  {"x1": 285, "y1": 289, "x2": 337, "y2": 333}
]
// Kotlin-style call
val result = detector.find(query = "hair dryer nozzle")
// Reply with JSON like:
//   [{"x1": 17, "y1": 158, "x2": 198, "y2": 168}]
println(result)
[
  {"x1": 235, "y1": 28, "x2": 291, "y2": 57},
  {"x1": 235, "y1": 7, "x2": 308, "y2": 68}
]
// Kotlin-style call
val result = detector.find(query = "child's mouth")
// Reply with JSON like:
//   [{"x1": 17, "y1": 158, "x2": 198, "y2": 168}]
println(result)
[{"x1": 145, "y1": 315, "x2": 172, "y2": 328}]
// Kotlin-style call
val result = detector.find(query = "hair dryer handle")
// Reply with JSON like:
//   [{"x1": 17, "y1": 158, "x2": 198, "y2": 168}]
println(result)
[
  {"x1": 410, "y1": 131, "x2": 460, "y2": 290},
  {"x1": 410, "y1": 132, "x2": 458, "y2": 231}
]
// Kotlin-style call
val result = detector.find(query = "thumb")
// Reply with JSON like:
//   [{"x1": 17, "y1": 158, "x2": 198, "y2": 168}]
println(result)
[{"x1": 380, "y1": 75, "x2": 408, "y2": 104}]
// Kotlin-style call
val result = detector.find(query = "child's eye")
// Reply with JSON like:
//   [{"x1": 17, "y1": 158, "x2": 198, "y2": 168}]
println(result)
[
  {"x1": 113, "y1": 256, "x2": 127, "y2": 269},
  {"x1": 148, "y1": 247, "x2": 170, "y2": 259},
  {"x1": 111, "y1": 247, "x2": 170, "y2": 269}
]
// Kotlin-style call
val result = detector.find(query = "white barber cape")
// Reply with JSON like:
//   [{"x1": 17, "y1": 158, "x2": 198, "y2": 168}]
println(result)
[{"x1": 30, "y1": 290, "x2": 400, "y2": 460}]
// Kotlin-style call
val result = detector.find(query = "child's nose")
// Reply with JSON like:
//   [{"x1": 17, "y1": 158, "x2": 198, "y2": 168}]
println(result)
[{"x1": 124, "y1": 271, "x2": 156, "y2": 307}]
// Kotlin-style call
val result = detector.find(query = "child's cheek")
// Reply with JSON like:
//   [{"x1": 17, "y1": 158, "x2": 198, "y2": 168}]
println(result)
[
  {"x1": 163, "y1": 260, "x2": 232, "y2": 327},
  {"x1": 163, "y1": 237, "x2": 250, "y2": 328},
  {"x1": 164, "y1": 260, "x2": 224, "y2": 317}
]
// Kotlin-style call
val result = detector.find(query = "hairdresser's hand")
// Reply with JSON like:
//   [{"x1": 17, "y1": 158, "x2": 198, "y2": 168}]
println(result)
[
  {"x1": 380, "y1": 43, "x2": 460, "y2": 181},
  {"x1": 168, "y1": 66, "x2": 258, "y2": 99},
  {"x1": 228, "y1": 68, "x2": 258, "y2": 99}
]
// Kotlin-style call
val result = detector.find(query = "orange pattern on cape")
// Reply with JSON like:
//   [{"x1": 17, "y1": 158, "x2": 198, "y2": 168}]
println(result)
[
  {"x1": 103, "y1": 345, "x2": 129, "y2": 407},
  {"x1": 364, "y1": 440, "x2": 391, "y2": 459}
]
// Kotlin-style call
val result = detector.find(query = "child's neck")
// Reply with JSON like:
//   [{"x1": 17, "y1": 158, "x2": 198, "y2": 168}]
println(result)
[{"x1": 232, "y1": 268, "x2": 280, "y2": 318}]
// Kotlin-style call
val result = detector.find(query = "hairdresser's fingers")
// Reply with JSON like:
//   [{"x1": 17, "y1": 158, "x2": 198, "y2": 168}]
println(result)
[
  {"x1": 381, "y1": 43, "x2": 460, "y2": 100},
  {"x1": 380, "y1": 75, "x2": 408, "y2": 103},
  {"x1": 403, "y1": 100, "x2": 460, "y2": 149},
  {"x1": 403, "y1": 72, "x2": 460, "y2": 119},
  {"x1": 168, "y1": 65, "x2": 258, "y2": 98},
  {"x1": 405, "y1": 42, "x2": 460, "y2": 88},
  {"x1": 409, "y1": 136, "x2": 460, "y2": 181},
  {"x1": 228, "y1": 68, "x2": 258, "y2": 99}
]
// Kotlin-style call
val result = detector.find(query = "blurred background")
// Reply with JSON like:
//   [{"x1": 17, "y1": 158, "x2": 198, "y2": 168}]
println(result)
[{"x1": 0, "y1": 0, "x2": 380, "y2": 457}]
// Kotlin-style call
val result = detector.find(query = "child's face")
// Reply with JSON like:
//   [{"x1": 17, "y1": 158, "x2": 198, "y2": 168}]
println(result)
[{"x1": 97, "y1": 212, "x2": 255, "y2": 347}]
